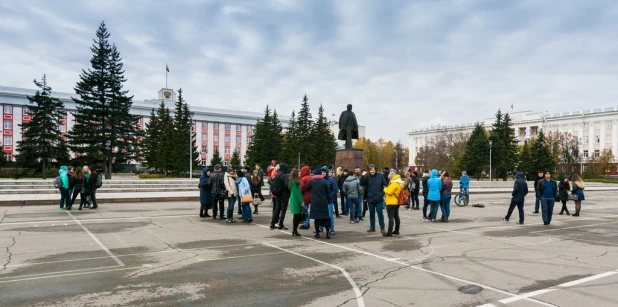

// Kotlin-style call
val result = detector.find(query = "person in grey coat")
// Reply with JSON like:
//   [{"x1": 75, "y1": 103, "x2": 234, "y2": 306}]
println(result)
[
  {"x1": 504, "y1": 172, "x2": 528, "y2": 224},
  {"x1": 343, "y1": 174, "x2": 362, "y2": 223}
]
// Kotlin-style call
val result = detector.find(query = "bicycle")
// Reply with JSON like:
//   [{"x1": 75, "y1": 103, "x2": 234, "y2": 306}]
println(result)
[{"x1": 454, "y1": 186, "x2": 469, "y2": 207}]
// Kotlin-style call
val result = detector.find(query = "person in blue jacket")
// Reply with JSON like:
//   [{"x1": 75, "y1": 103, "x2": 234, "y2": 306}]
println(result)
[
  {"x1": 459, "y1": 171, "x2": 470, "y2": 196},
  {"x1": 427, "y1": 169, "x2": 442, "y2": 221},
  {"x1": 199, "y1": 168, "x2": 212, "y2": 218}
]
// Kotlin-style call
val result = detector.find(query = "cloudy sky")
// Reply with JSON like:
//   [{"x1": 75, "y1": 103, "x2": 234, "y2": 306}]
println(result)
[{"x1": 1, "y1": 0, "x2": 618, "y2": 144}]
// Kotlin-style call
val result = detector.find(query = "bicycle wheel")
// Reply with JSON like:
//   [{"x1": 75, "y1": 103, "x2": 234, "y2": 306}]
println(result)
[
  {"x1": 455, "y1": 193, "x2": 468, "y2": 207},
  {"x1": 462, "y1": 194, "x2": 469, "y2": 206},
  {"x1": 454, "y1": 193, "x2": 462, "y2": 206}
]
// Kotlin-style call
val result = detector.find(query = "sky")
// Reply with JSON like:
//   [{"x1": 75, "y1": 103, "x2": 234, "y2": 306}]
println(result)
[{"x1": 1, "y1": 0, "x2": 618, "y2": 144}]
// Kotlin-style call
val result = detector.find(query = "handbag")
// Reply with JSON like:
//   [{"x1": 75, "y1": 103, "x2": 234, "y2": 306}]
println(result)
[
  {"x1": 300, "y1": 208, "x2": 308, "y2": 220},
  {"x1": 241, "y1": 194, "x2": 253, "y2": 203},
  {"x1": 568, "y1": 194, "x2": 579, "y2": 201},
  {"x1": 253, "y1": 197, "x2": 262, "y2": 206}
]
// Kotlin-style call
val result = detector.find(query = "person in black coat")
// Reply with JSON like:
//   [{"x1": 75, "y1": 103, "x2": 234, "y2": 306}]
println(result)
[
  {"x1": 306, "y1": 168, "x2": 331, "y2": 239},
  {"x1": 210, "y1": 165, "x2": 226, "y2": 219},
  {"x1": 421, "y1": 169, "x2": 430, "y2": 219},
  {"x1": 199, "y1": 168, "x2": 212, "y2": 218},
  {"x1": 533, "y1": 171, "x2": 544, "y2": 214},
  {"x1": 337, "y1": 169, "x2": 349, "y2": 216},
  {"x1": 270, "y1": 163, "x2": 291, "y2": 230},
  {"x1": 360, "y1": 164, "x2": 387, "y2": 233},
  {"x1": 504, "y1": 172, "x2": 528, "y2": 224},
  {"x1": 558, "y1": 177, "x2": 571, "y2": 215}
]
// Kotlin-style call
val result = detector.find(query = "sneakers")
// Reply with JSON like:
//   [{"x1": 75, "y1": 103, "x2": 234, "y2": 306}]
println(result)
[
  {"x1": 350, "y1": 221, "x2": 356, "y2": 224},
  {"x1": 503, "y1": 218, "x2": 509, "y2": 222},
  {"x1": 516, "y1": 222, "x2": 524, "y2": 225},
  {"x1": 59, "y1": 207, "x2": 65, "y2": 211},
  {"x1": 299, "y1": 225, "x2": 309, "y2": 230},
  {"x1": 367, "y1": 228, "x2": 375, "y2": 232},
  {"x1": 330, "y1": 230, "x2": 335, "y2": 235}
]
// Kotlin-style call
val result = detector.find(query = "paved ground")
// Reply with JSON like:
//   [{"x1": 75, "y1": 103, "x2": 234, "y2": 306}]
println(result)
[{"x1": 0, "y1": 192, "x2": 616, "y2": 307}]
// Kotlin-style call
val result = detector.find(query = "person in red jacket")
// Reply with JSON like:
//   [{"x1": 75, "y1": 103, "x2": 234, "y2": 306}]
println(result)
[{"x1": 299, "y1": 165, "x2": 312, "y2": 229}]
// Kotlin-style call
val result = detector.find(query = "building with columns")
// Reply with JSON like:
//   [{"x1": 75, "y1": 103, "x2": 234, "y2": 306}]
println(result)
[
  {"x1": 0, "y1": 86, "x2": 290, "y2": 166},
  {"x1": 408, "y1": 109, "x2": 618, "y2": 173}
]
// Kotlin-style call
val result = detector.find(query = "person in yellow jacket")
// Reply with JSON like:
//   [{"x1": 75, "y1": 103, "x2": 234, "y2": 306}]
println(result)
[{"x1": 383, "y1": 172, "x2": 403, "y2": 237}]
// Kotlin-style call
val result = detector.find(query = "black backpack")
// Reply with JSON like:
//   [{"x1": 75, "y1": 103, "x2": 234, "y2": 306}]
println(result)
[{"x1": 270, "y1": 174, "x2": 286, "y2": 197}]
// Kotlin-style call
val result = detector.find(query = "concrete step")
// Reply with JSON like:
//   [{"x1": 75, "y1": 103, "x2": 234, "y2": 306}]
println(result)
[
  {"x1": 0, "y1": 183, "x2": 197, "y2": 190},
  {"x1": 0, "y1": 187, "x2": 198, "y2": 194},
  {"x1": 0, "y1": 180, "x2": 198, "y2": 186}
]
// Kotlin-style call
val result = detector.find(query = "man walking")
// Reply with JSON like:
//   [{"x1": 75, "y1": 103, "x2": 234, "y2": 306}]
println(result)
[
  {"x1": 361, "y1": 164, "x2": 387, "y2": 233},
  {"x1": 88, "y1": 166, "x2": 100, "y2": 209},
  {"x1": 533, "y1": 171, "x2": 544, "y2": 214},
  {"x1": 504, "y1": 172, "x2": 528, "y2": 224},
  {"x1": 536, "y1": 171, "x2": 558, "y2": 226},
  {"x1": 320, "y1": 167, "x2": 338, "y2": 235},
  {"x1": 210, "y1": 164, "x2": 226, "y2": 219}
]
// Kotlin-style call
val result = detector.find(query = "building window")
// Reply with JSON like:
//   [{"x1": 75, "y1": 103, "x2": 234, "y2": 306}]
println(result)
[
  {"x1": 236, "y1": 136, "x2": 241, "y2": 143},
  {"x1": 3, "y1": 120, "x2": 11, "y2": 130},
  {"x1": 236, "y1": 125, "x2": 241, "y2": 131},
  {"x1": 596, "y1": 136, "x2": 600, "y2": 143},
  {"x1": 213, "y1": 123, "x2": 219, "y2": 130},
  {"x1": 213, "y1": 135, "x2": 219, "y2": 141},
  {"x1": 223, "y1": 160, "x2": 230, "y2": 166},
  {"x1": 224, "y1": 136, "x2": 230, "y2": 142},
  {"x1": 224, "y1": 148, "x2": 230, "y2": 154},
  {"x1": 607, "y1": 134, "x2": 612, "y2": 142},
  {"x1": 201, "y1": 159, "x2": 207, "y2": 166},
  {"x1": 4, "y1": 152, "x2": 11, "y2": 162},
  {"x1": 608, "y1": 122, "x2": 613, "y2": 129},
  {"x1": 138, "y1": 117, "x2": 143, "y2": 124},
  {"x1": 201, "y1": 134, "x2": 207, "y2": 141},
  {"x1": 3, "y1": 105, "x2": 12, "y2": 114},
  {"x1": 594, "y1": 150, "x2": 600, "y2": 157},
  {"x1": 583, "y1": 138, "x2": 589, "y2": 144},
  {"x1": 225, "y1": 123, "x2": 231, "y2": 131},
  {"x1": 583, "y1": 150, "x2": 588, "y2": 158},
  {"x1": 59, "y1": 124, "x2": 66, "y2": 133},
  {"x1": 202, "y1": 122, "x2": 207, "y2": 129},
  {"x1": 3, "y1": 136, "x2": 12, "y2": 146},
  {"x1": 23, "y1": 107, "x2": 30, "y2": 115},
  {"x1": 247, "y1": 137, "x2": 251, "y2": 143},
  {"x1": 594, "y1": 122, "x2": 600, "y2": 129}
]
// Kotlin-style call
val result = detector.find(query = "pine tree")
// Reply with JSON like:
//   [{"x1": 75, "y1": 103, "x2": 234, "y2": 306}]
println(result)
[
  {"x1": 15, "y1": 75, "x2": 70, "y2": 178},
  {"x1": 245, "y1": 106, "x2": 272, "y2": 168},
  {"x1": 230, "y1": 149, "x2": 241, "y2": 170},
  {"x1": 490, "y1": 111, "x2": 518, "y2": 180},
  {"x1": 296, "y1": 94, "x2": 313, "y2": 162},
  {"x1": 529, "y1": 130, "x2": 556, "y2": 175},
  {"x1": 518, "y1": 141, "x2": 533, "y2": 179},
  {"x1": 68, "y1": 21, "x2": 140, "y2": 179},
  {"x1": 309, "y1": 104, "x2": 337, "y2": 167},
  {"x1": 210, "y1": 148, "x2": 223, "y2": 166},
  {"x1": 462, "y1": 124, "x2": 489, "y2": 180},
  {"x1": 170, "y1": 89, "x2": 198, "y2": 175},
  {"x1": 281, "y1": 110, "x2": 298, "y2": 165},
  {"x1": 143, "y1": 101, "x2": 175, "y2": 173}
]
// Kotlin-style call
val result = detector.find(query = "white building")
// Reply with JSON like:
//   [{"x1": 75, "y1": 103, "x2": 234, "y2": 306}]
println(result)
[{"x1": 408, "y1": 109, "x2": 618, "y2": 172}]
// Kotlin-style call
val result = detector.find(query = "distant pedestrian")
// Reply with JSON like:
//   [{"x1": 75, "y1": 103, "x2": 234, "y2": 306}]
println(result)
[
  {"x1": 69, "y1": 167, "x2": 85, "y2": 210},
  {"x1": 237, "y1": 170, "x2": 252, "y2": 223},
  {"x1": 440, "y1": 171, "x2": 453, "y2": 222},
  {"x1": 321, "y1": 167, "x2": 338, "y2": 235},
  {"x1": 459, "y1": 171, "x2": 470, "y2": 196},
  {"x1": 88, "y1": 166, "x2": 100, "y2": 209},
  {"x1": 306, "y1": 168, "x2": 331, "y2": 239},
  {"x1": 533, "y1": 171, "x2": 544, "y2": 214},
  {"x1": 421, "y1": 169, "x2": 431, "y2": 220},
  {"x1": 558, "y1": 177, "x2": 570, "y2": 215},
  {"x1": 411, "y1": 171, "x2": 420, "y2": 210},
  {"x1": 199, "y1": 168, "x2": 212, "y2": 218},
  {"x1": 224, "y1": 167, "x2": 238, "y2": 223},
  {"x1": 361, "y1": 164, "x2": 387, "y2": 233},
  {"x1": 504, "y1": 172, "x2": 528, "y2": 224},
  {"x1": 337, "y1": 168, "x2": 349, "y2": 216},
  {"x1": 403, "y1": 172, "x2": 411, "y2": 210},
  {"x1": 82, "y1": 166, "x2": 92, "y2": 209},
  {"x1": 299, "y1": 166, "x2": 313, "y2": 229},
  {"x1": 354, "y1": 166, "x2": 365, "y2": 220},
  {"x1": 210, "y1": 165, "x2": 226, "y2": 220},
  {"x1": 536, "y1": 171, "x2": 558, "y2": 226},
  {"x1": 571, "y1": 174, "x2": 585, "y2": 216},
  {"x1": 361, "y1": 169, "x2": 368, "y2": 219},
  {"x1": 343, "y1": 169, "x2": 361, "y2": 223},
  {"x1": 250, "y1": 171, "x2": 261, "y2": 215},
  {"x1": 289, "y1": 169, "x2": 304, "y2": 236},
  {"x1": 383, "y1": 172, "x2": 403, "y2": 236},
  {"x1": 254, "y1": 163, "x2": 265, "y2": 202},
  {"x1": 270, "y1": 163, "x2": 291, "y2": 230},
  {"x1": 58, "y1": 166, "x2": 70, "y2": 210},
  {"x1": 427, "y1": 169, "x2": 442, "y2": 222},
  {"x1": 67, "y1": 166, "x2": 75, "y2": 209}
]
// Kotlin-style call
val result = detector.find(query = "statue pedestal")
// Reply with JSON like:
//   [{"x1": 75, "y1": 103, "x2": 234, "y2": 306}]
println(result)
[{"x1": 335, "y1": 149, "x2": 364, "y2": 170}]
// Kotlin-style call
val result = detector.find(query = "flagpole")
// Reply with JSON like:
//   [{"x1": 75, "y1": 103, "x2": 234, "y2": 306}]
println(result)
[{"x1": 166, "y1": 70, "x2": 168, "y2": 89}]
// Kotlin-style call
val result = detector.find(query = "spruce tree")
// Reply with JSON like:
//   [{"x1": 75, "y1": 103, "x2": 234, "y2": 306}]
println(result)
[
  {"x1": 296, "y1": 94, "x2": 313, "y2": 162},
  {"x1": 230, "y1": 149, "x2": 241, "y2": 170},
  {"x1": 270, "y1": 109, "x2": 284, "y2": 161},
  {"x1": 245, "y1": 106, "x2": 272, "y2": 168},
  {"x1": 309, "y1": 104, "x2": 337, "y2": 167},
  {"x1": 69, "y1": 21, "x2": 140, "y2": 179},
  {"x1": 490, "y1": 111, "x2": 518, "y2": 180},
  {"x1": 15, "y1": 75, "x2": 70, "y2": 178},
  {"x1": 170, "y1": 89, "x2": 198, "y2": 175},
  {"x1": 210, "y1": 148, "x2": 223, "y2": 166},
  {"x1": 529, "y1": 130, "x2": 556, "y2": 175},
  {"x1": 462, "y1": 124, "x2": 489, "y2": 180},
  {"x1": 143, "y1": 102, "x2": 175, "y2": 173},
  {"x1": 281, "y1": 110, "x2": 298, "y2": 165},
  {"x1": 143, "y1": 107, "x2": 160, "y2": 171}
]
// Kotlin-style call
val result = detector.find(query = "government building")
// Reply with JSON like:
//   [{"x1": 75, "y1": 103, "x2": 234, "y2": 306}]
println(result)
[
  {"x1": 1, "y1": 86, "x2": 365, "y2": 167},
  {"x1": 408, "y1": 108, "x2": 618, "y2": 173}
]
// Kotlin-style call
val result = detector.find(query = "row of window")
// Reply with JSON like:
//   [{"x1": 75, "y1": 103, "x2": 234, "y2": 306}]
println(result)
[
  {"x1": 200, "y1": 135, "x2": 252, "y2": 143},
  {"x1": 198, "y1": 121, "x2": 253, "y2": 132},
  {"x1": 4, "y1": 120, "x2": 67, "y2": 132}
]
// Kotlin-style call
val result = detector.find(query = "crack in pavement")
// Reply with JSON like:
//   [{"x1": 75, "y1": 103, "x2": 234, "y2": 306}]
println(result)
[
  {"x1": 336, "y1": 266, "x2": 408, "y2": 307},
  {"x1": 1, "y1": 236, "x2": 17, "y2": 272},
  {"x1": 378, "y1": 298, "x2": 402, "y2": 307},
  {"x1": 0, "y1": 209, "x2": 8, "y2": 224}
]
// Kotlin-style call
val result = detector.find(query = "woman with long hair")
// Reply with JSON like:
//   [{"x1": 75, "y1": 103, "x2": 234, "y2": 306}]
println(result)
[
  {"x1": 571, "y1": 174, "x2": 585, "y2": 216},
  {"x1": 558, "y1": 177, "x2": 570, "y2": 215},
  {"x1": 289, "y1": 169, "x2": 304, "y2": 236},
  {"x1": 68, "y1": 167, "x2": 84, "y2": 210},
  {"x1": 440, "y1": 171, "x2": 453, "y2": 222},
  {"x1": 237, "y1": 170, "x2": 252, "y2": 223},
  {"x1": 250, "y1": 171, "x2": 261, "y2": 215}
]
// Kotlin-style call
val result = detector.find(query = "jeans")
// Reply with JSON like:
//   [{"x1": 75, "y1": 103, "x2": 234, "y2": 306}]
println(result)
[
  {"x1": 348, "y1": 197, "x2": 359, "y2": 221},
  {"x1": 368, "y1": 202, "x2": 385, "y2": 230},
  {"x1": 59, "y1": 187, "x2": 70, "y2": 209},
  {"x1": 541, "y1": 197, "x2": 555, "y2": 224},
  {"x1": 226, "y1": 197, "x2": 236, "y2": 219},
  {"x1": 535, "y1": 196, "x2": 540, "y2": 212},
  {"x1": 242, "y1": 202, "x2": 252, "y2": 220},
  {"x1": 357, "y1": 196, "x2": 364, "y2": 219},
  {"x1": 303, "y1": 204, "x2": 311, "y2": 226},
  {"x1": 440, "y1": 194, "x2": 451, "y2": 218},
  {"x1": 505, "y1": 201, "x2": 524, "y2": 223},
  {"x1": 386, "y1": 205, "x2": 400, "y2": 233},
  {"x1": 237, "y1": 196, "x2": 243, "y2": 214},
  {"x1": 91, "y1": 189, "x2": 98, "y2": 208},
  {"x1": 423, "y1": 192, "x2": 429, "y2": 218},
  {"x1": 271, "y1": 196, "x2": 290, "y2": 227},
  {"x1": 340, "y1": 193, "x2": 348, "y2": 215},
  {"x1": 213, "y1": 194, "x2": 225, "y2": 217},
  {"x1": 69, "y1": 188, "x2": 81, "y2": 208},
  {"x1": 319, "y1": 203, "x2": 335, "y2": 231},
  {"x1": 429, "y1": 200, "x2": 440, "y2": 220}
]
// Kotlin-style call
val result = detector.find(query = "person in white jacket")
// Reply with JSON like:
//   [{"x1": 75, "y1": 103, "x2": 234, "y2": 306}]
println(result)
[{"x1": 224, "y1": 167, "x2": 238, "y2": 223}]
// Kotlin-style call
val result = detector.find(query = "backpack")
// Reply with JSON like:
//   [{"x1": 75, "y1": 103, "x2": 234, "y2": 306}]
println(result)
[
  {"x1": 398, "y1": 186, "x2": 409, "y2": 205},
  {"x1": 270, "y1": 174, "x2": 286, "y2": 197},
  {"x1": 95, "y1": 173, "x2": 103, "y2": 188},
  {"x1": 409, "y1": 180, "x2": 416, "y2": 192},
  {"x1": 53, "y1": 176, "x2": 61, "y2": 188}
]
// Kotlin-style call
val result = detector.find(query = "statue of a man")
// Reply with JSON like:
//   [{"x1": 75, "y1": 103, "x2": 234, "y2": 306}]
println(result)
[{"x1": 338, "y1": 104, "x2": 359, "y2": 149}]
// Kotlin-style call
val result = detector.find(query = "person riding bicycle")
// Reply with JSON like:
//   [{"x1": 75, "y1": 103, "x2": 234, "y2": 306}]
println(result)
[{"x1": 459, "y1": 171, "x2": 470, "y2": 197}]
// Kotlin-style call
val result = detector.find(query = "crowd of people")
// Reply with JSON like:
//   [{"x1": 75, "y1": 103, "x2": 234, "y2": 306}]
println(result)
[{"x1": 56, "y1": 165, "x2": 101, "y2": 210}]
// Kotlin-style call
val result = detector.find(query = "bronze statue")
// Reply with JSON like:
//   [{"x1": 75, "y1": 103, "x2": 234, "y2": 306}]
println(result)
[{"x1": 338, "y1": 104, "x2": 359, "y2": 149}]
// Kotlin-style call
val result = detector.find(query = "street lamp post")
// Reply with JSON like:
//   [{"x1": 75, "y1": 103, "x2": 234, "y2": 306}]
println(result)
[
  {"x1": 298, "y1": 152, "x2": 301, "y2": 169},
  {"x1": 189, "y1": 112, "x2": 195, "y2": 179},
  {"x1": 489, "y1": 140, "x2": 493, "y2": 181}
]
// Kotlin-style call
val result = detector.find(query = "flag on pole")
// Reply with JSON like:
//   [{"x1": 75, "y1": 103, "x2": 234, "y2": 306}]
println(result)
[
  {"x1": 166, "y1": 64, "x2": 170, "y2": 72},
  {"x1": 511, "y1": 103, "x2": 513, "y2": 110}
]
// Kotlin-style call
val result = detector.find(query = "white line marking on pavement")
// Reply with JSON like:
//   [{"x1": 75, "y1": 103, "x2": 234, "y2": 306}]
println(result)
[
  {"x1": 254, "y1": 224, "x2": 554, "y2": 306},
  {"x1": 263, "y1": 242, "x2": 365, "y2": 307},
  {"x1": 0, "y1": 214, "x2": 195, "y2": 226},
  {"x1": 66, "y1": 212, "x2": 124, "y2": 267},
  {"x1": 478, "y1": 269, "x2": 618, "y2": 307},
  {"x1": 0, "y1": 265, "x2": 122, "y2": 281}
]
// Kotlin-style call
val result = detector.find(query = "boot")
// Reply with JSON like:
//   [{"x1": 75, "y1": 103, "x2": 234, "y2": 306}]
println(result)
[
  {"x1": 383, "y1": 227, "x2": 393, "y2": 237},
  {"x1": 326, "y1": 227, "x2": 331, "y2": 239},
  {"x1": 204, "y1": 209, "x2": 211, "y2": 217},
  {"x1": 254, "y1": 207, "x2": 259, "y2": 215},
  {"x1": 200, "y1": 205, "x2": 205, "y2": 218}
]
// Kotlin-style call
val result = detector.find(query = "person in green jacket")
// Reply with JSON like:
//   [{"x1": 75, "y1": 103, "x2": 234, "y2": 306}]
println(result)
[
  {"x1": 58, "y1": 166, "x2": 70, "y2": 210},
  {"x1": 289, "y1": 169, "x2": 305, "y2": 237}
]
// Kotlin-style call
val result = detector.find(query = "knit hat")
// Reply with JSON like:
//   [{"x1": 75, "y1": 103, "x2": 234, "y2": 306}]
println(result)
[
  {"x1": 314, "y1": 168, "x2": 323, "y2": 176},
  {"x1": 442, "y1": 171, "x2": 450, "y2": 177}
]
